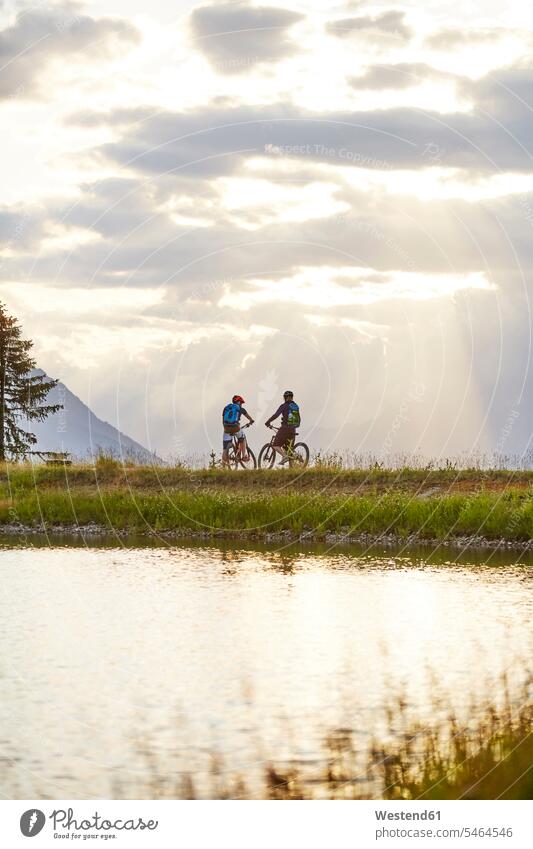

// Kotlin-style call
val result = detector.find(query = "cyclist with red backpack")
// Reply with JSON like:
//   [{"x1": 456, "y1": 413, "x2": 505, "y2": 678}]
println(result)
[
  {"x1": 222, "y1": 395, "x2": 254, "y2": 466},
  {"x1": 265, "y1": 390, "x2": 301, "y2": 465}
]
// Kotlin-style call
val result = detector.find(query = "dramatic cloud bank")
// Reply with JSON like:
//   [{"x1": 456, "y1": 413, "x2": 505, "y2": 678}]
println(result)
[{"x1": 0, "y1": 0, "x2": 531, "y2": 460}]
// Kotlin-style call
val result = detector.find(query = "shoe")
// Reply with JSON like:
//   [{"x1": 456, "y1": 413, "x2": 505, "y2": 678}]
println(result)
[{"x1": 279, "y1": 456, "x2": 290, "y2": 465}]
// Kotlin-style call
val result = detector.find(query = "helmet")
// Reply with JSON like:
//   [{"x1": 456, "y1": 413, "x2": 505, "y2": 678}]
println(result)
[
  {"x1": 283, "y1": 390, "x2": 294, "y2": 398},
  {"x1": 232, "y1": 394, "x2": 245, "y2": 404}
]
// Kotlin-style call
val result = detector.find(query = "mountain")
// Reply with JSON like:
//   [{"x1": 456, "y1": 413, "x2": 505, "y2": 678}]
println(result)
[{"x1": 28, "y1": 374, "x2": 153, "y2": 461}]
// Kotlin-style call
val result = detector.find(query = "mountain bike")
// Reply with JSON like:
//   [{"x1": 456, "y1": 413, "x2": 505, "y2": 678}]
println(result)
[
  {"x1": 258, "y1": 426, "x2": 310, "y2": 469},
  {"x1": 224, "y1": 422, "x2": 257, "y2": 470}
]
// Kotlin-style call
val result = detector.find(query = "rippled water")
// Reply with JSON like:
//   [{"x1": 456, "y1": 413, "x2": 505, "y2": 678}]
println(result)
[{"x1": 0, "y1": 538, "x2": 531, "y2": 798}]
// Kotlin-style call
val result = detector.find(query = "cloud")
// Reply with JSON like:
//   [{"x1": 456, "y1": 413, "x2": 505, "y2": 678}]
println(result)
[
  {"x1": 218, "y1": 268, "x2": 494, "y2": 310},
  {"x1": 0, "y1": 3, "x2": 140, "y2": 99},
  {"x1": 426, "y1": 27, "x2": 507, "y2": 50},
  {"x1": 4, "y1": 163, "x2": 531, "y2": 302},
  {"x1": 350, "y1": 63, "x2": 454, "y2": 91},
  {"x1": 1, "y1": 6, "x2": 532, "y2": 458},
  {"x1": 189, "y1": 2, "x2": 303, "y2": 73},
  {"x1": 78, "y1": 87, "x2": 533, "y2": 184},
  {"x1": 0, "y1": 205, "x2": 46, "y2": 255},
  {"x1": 0, "y1": 281, "x2": 165, "y2": 316},
  {"x1": 463, "y1": 63, "x2": 533, "y2": 121},
  {"x1": 3, "y1": 167, "x2": 530, "y2": 458},
  {"x1": 326, "y1": 10, "x2": 411, "y2": 41},
  {"x1": 5, "y1": 116, "x2": 533, "y2": 303}
]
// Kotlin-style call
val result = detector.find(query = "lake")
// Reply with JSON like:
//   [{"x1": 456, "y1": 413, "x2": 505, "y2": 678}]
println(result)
[{"x1": 0, "y1": 537, "x2": 531, "y2": 798}]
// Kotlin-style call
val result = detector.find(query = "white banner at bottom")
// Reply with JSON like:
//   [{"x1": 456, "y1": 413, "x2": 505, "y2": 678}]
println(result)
[{"x1": 0, "y1": 799, "x2": 530, "y2": 848}]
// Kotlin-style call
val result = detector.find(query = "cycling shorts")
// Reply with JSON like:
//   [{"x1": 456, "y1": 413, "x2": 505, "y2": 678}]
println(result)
[
  {"x1": 223, "y1": 429, "x2": 244, "y2": 450},
  {"x1": 273, "y1": 425, "x2": 296, "y2": 448}
]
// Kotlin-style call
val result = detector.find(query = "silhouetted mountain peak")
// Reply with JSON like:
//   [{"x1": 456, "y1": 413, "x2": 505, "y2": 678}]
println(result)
[{"x1": 28, "y1": 372, "x2": 153, "y2": 461}]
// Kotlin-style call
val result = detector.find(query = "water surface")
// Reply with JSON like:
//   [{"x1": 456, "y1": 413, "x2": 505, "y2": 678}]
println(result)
[{"x1": 0, "y1": 539, "x2": 531, "y2": 798}]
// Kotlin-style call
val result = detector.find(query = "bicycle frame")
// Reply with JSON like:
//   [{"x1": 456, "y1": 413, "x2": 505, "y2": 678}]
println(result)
[
  {"x1": 259, "y1": 425, "x2": 309, "y2": 469},
  {"x1": 232, "y1": 422, "x2": 251, "y2": 453},
  {"x1": 266, "y1": 425, "x2": 297, "y2": 452},
  {"x1": 222, "y1": 422, "x2": 256, "y2": 469}
]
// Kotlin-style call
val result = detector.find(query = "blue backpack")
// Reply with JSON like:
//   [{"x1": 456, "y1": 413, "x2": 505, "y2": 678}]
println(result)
[
  {"x1": 287, "y1": 402, "x2": 301, "y2": 427},
  {"x1": 223, "y1": 403, "x2": 240, "y2": 425}
]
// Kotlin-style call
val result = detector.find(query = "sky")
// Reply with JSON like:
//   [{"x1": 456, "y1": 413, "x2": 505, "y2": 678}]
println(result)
[{"x1": 0, "y1": 0, "x2": 531, "y2": 460}]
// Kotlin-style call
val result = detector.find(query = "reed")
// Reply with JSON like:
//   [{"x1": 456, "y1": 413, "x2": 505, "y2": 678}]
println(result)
[{"x1": 127, "y1": 685, "x2": 532, "y2": 800}]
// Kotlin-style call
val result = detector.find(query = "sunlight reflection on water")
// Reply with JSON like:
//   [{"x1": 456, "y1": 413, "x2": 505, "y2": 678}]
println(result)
[{"x1": 0, "y1": 540, "x2": 531, "y2": 798}]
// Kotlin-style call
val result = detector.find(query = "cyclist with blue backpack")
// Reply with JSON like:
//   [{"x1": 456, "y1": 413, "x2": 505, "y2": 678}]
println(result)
[
  {"x1": 222, "y1": 394, "x2": 254, "y2": 466},
  {"x1": 265, "y1": 390, "x2": 301, "y2": 465}
]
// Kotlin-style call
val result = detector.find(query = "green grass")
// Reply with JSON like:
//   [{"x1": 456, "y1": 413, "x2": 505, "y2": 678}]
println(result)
[
  {"x1": 0, "y1": 460, "x2": 532, "y2": 495},
  {"x1": 0, "y1": 460, "x2": 531, "y2": 542},
  {"x1": 0, "y1": 481, "x2": 532, "y2": 541}
]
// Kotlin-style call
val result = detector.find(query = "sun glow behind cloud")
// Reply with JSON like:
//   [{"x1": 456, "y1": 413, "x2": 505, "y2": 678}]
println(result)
[
  {"x1": 0, "y1": 284, "x2": 166, "y2": 315},
  {"x1": 219, "y1": 268, "x2": 495, "y2": 310},
  {"x1": 246, "y1": 157, "x2": 533, "y2": 205},
  {"x1": 217, "y1": 177, "x2": 349, "y2": 227}
]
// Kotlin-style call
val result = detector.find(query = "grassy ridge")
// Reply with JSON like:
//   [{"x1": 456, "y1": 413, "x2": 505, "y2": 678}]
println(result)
[
  {"x1": 1, "y1": 461, "x2": 532, "y2": 494},
  {"x1": 0, "y1": 460, "x2": 531, "y2": 541},
  {"x1": 1, "y1": 481, "x2": 532, "y2": 540}
]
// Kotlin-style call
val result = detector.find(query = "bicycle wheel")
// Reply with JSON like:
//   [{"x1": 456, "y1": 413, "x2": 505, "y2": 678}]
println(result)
[
  {"x1": 237, "y1": 446, "x2": 257, "y2": 469},
  {"x1": 258, "y1": 443, "x2": 276, "y2": 469},
  {"x1": 226, "y1": 443, "x2": 239, "y2": 470},
  {"x1": 289, "y1": 442, "x2": 310, "y2": 468}
]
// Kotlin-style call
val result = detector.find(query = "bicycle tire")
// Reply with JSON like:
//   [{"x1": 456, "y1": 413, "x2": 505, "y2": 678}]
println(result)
[
  {"x1": 237, "y1": 446, "x2": 257, "y2": 470},
  {"x1": 258, "y1": 443, "x2": 276, "y2": 469},
  {"x1": 226, "y1": 444, "x2": 239, "y2": 470},
  {"x1": 289, "y1": 442, "x2": 310, "y2": 469}
]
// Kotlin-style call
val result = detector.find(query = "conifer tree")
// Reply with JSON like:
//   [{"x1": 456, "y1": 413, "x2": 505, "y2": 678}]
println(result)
[{"x1": 0, "y1": 302, "x2": 62, "y2": 460}]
